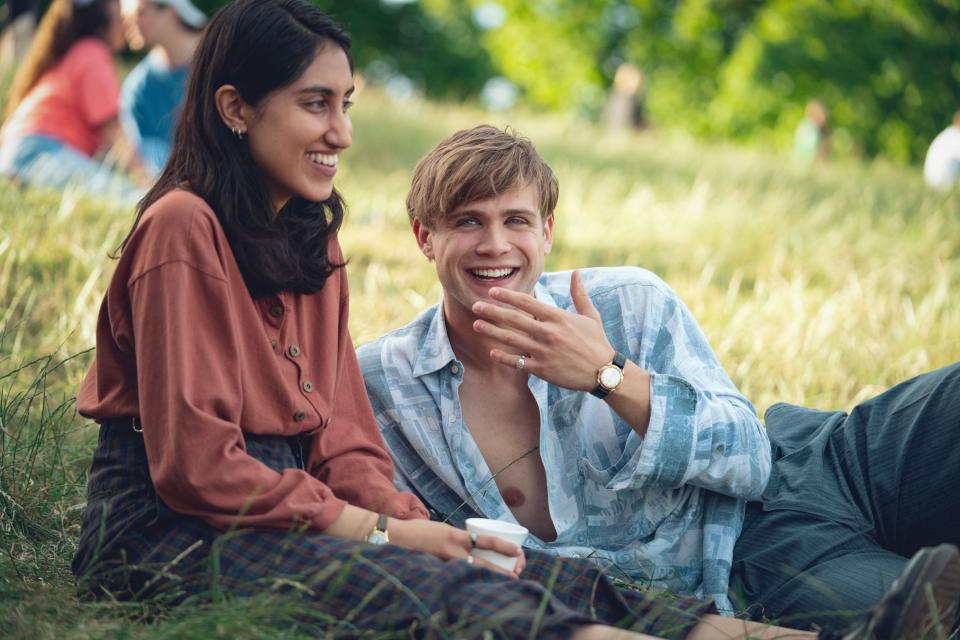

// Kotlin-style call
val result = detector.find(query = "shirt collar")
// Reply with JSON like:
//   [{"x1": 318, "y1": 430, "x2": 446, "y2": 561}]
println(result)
[
  {"x1": 410, "y1": 279, "x2": 559, "y2": 378},
  {"x1": 411, "y1": 300, "x2": 459, "y2": 378}
]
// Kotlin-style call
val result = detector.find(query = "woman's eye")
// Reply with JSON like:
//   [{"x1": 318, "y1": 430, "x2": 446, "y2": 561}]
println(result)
[
  {"x1": 343, "y1": 100, "x2": 354, "y2": 113},
  {"x1": 306, "y1": 100, "x2": 327, "y2": 110}
]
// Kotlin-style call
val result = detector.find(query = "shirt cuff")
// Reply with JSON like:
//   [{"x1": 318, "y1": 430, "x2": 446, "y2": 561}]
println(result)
[{"x1": 609, "y1": 372, "x2": 698, "y2": 490}]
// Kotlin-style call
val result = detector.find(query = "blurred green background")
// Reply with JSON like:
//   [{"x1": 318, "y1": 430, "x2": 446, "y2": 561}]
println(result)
[{"x1": 3, "y1": 0, "x2": 959, "y2": 164}]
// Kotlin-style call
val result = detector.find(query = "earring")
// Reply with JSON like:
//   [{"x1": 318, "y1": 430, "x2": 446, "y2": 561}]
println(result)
[{"x1": 231, "y1": 126, "x2": 245, "y2": 140}]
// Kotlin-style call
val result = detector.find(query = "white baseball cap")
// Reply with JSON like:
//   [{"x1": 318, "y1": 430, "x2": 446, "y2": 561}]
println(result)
[{"x1": 152, "y1": 0, "x2": 207, "y2": 28}]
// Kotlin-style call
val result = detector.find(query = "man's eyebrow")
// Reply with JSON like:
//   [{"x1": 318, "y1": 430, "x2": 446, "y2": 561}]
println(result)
[
  {"x1": 297, "y1": 85, "x2": 355, "y2": 97},
  {"x1": 452, "y1": 207, "x2": 538, "y2": 216}
]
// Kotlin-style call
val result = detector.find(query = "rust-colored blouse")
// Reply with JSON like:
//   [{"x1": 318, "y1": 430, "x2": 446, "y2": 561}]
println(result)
[{"x1": 78, "y1": 190, "x2": 428, "y2": 531}]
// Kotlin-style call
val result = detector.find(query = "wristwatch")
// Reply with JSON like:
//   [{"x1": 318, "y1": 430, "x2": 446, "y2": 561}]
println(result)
[
  {"x1": 590, "y1": 352, "x2": 626, "y2": 399},
  {"x1": 365, "y1": 513, "x2": 389, "y2": 545}
]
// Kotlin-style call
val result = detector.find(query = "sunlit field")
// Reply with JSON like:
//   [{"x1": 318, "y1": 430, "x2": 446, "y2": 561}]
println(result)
[{"x1": 2, "y1": 91, "x2": 958, "y2": 637}]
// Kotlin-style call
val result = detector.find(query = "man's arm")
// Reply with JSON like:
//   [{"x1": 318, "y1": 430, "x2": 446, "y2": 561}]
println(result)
[{"x1": 471, "y1": 269, "x2": 770, "y2": 500}]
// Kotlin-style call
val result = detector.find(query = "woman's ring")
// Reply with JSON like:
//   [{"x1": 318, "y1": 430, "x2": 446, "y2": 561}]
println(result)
[
  {"x1": 470, "y1": 532, "x2": 478, "y2": 548},
  {"x1": 516, "y1": 356, "x2": 525, "y2": 370},
  {"x1": 466, "y1": 554, "x2": 475, "y2": 565}
]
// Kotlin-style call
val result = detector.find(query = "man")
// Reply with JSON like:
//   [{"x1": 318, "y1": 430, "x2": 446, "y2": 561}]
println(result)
[
  {"x1": 358, "y1": 125, "x2": 960, "y2": 636},
  {"x1": 120, "y1": 0, "x2": 206, "y2": 176}
]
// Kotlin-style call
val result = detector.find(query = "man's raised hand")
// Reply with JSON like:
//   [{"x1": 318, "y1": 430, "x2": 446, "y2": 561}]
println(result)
[{"x1": 471, "y1": 270, "x2": 615, "y2": 391}]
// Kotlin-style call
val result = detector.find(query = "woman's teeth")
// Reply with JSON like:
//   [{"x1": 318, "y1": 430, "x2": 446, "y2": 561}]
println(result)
[{"x1": 307, "y1": 153, "x2": 337, "y2": 166}]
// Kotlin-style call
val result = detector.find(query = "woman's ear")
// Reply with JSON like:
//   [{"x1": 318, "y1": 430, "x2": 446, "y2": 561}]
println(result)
[{"x1": 214, "y1": 85, "x2": 249, "y2": 136}]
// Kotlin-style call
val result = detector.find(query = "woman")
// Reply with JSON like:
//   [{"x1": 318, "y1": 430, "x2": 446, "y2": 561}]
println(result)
[
  {"x1": 69, "y1": 1, "x2": 790, "y2": 637},
  {"x1": 0, "y1": 0, "x2": 143, "y2": 200}
]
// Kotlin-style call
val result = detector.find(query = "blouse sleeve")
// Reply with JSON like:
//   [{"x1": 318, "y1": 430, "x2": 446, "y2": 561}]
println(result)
[
  {"x1": 130, "y1": 259, "x2": 350, "y2": 532},
  {"x1": 306, "y1": 259, "x2": 429, "y2": 521}
]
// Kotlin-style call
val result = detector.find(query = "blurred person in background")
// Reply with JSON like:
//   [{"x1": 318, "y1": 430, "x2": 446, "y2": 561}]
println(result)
[
  {"x1": 0, "y1": 0, "x2": 40, "y2": 69},
  {"x1": 120, "y1": 0, "x2": 206, "y2": 176},
  {"x1": 0, "y1": 0, "x2": 145, "y2": 202},
  {"x1": 923, "y1": 109, "x2": 960, "y2": 190},
  {"x1": 793, "y1": 99, "x2": 830, "y2": 162},
  {"x1": 603, "y1": 62, "x2": 650, "y2": 133}
]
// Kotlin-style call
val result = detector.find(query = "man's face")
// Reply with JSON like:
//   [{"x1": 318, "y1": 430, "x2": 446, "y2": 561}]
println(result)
[{"x1": 413, "y1": 183, "x2": 554, "y2": 323}]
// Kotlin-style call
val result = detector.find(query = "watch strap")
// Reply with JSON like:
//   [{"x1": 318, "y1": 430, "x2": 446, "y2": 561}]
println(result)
[{"x1": 611, "y1": 351, "x2": 626, "y2": 370}]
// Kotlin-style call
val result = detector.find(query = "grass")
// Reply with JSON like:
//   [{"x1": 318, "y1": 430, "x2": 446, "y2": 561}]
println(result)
[{"x1": 1, "y1": 90, "x2": 958, "y2": 637}]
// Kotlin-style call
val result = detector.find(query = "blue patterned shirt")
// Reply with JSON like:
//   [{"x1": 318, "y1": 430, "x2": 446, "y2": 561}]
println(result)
[{"x1": 358, "y1": 267, "x2": 771, "y2": 612}]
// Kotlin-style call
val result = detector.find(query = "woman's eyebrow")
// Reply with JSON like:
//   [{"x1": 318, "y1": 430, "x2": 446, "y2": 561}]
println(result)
[{"x1": 297, "y1": 85, "x2": 355, "y2": 97}]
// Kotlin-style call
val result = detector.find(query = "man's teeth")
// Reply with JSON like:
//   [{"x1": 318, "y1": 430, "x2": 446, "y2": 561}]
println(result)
[
  {"x1": 306, "y1": 152, "x2": 337, "y2": 166},
  {"x1": 472, "y1": 268, "x2": 515, "y2": 279}
]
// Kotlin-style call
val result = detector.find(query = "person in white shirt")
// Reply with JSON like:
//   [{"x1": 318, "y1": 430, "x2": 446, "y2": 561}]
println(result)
[{"x1": 923, "y1": 109, "x2": 960, "y2": 190}]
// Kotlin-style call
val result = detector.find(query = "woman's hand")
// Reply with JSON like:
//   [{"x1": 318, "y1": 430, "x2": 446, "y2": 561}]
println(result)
[{"x1": 389, "y1": 518, "x2": 525, "y2": 578}]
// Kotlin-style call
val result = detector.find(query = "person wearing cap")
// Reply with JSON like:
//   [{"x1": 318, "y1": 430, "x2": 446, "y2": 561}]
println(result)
[
  {"x1": 0, "y1": 0, "x2": 146, "y2": 203},
  {"x1": 120, "y1": 0, "x2": 206, "y2": 176}
]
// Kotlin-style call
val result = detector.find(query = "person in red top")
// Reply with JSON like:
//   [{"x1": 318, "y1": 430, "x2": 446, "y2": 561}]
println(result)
[
  {"x1": 0, "y1": 0, "x2": 144, "y2": 201},
  {"x1": 70, "y1": 1, "x2": 741, "y2": 637}
]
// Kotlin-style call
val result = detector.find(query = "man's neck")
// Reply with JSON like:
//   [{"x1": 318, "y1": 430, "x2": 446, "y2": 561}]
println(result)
[
  {"x1": 442, "y1": 299, "x2": 515, "y2": 376},
  {"x1": 153, "y1": 31, "x2": 201, "y2": 68}
]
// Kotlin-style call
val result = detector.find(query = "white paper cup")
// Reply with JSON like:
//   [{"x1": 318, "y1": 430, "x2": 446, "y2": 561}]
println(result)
[{"x1": 465, "y1": 518, "x2": 529, "y2": 572}]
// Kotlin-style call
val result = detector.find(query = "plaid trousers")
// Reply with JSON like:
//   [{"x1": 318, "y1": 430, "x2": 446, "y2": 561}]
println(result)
[{"x1": 73, "y1": 419, "x2": 712, "y2": 639}]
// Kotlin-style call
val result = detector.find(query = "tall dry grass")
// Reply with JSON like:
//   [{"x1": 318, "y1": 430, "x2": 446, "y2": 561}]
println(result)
[{"x1": 1, "y1": 92, "x2": 958, "y2": 637}]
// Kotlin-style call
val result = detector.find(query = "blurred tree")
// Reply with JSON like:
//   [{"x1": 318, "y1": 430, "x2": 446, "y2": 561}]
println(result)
[
  {"x1": 189, "y1": 0, "x2": 496, "y2": 99},
  {"x1": 8, "y1": 0, "x2": 955, "y2": 163},
  {"x1": 468, "y1": 0, "x2": 960, "y2": 164},
  {"x1": 703, "y1": 0, "x2": 960, "y2": 163},
  {"x1": 472, "y1": 0, "x2": 606, "y2": 111}
]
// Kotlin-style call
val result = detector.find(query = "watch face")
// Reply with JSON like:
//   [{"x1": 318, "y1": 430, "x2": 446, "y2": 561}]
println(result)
[
  {"x1": 367, "y1": 531, "x2": 388, "y2": 545},
  {"x1": 599, "y1": 366, "x2": 623, "y2": 389}
]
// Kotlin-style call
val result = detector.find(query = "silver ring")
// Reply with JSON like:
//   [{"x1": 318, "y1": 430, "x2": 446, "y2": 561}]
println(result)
[
  {"x1": 515, "y1": 356, "x2": 525, "y2": 370},
  {"x1": 466, "y1": 554, "x2": 475, "y2": 565},
  {"x1": 470, "y1": 532, "x2": 478, "y2": 548}
]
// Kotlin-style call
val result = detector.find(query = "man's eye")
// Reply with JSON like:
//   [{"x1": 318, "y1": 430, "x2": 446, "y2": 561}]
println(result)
[
  {"x1": 507, "y1": 216, "x2": 530, "y2": 225},
  {"x1": 456, "y1": 218, "x2": 479, "y2": 227}
]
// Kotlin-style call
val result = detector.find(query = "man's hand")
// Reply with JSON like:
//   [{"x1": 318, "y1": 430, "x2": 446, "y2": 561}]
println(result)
[
  {"x1": 472, "y1": 270, "x2": 613, "y2": 391},
  {"x1": 472, "y1": 270, "x2": 653, "y2": 434}
]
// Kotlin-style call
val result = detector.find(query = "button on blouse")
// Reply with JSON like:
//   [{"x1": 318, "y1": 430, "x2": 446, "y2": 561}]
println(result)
[{"x1": 77, "y1": 190, "x2": 428, "y2": 532}]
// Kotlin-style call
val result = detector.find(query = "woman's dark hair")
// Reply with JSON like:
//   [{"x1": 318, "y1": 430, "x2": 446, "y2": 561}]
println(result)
[
  {"x1": 122, "y1": 0, "x2": 352, "y2": 298},
  {"x1": 6, "y1": 0, "x2": 118, "y2": 118}
]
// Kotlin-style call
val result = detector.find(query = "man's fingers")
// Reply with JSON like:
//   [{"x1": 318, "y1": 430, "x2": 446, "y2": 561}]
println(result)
[
  {"x1": 489, "y1": 348, "x2": 535, "y2": 372},
  {"x1": 473, "y1": 300, "x2": 542, "y2": 333},
  {"x1": 474, "y1": 320, "x2": 537, "y2": 355},
  {"x1": 488, "y1": 287, "x2": 561, "y2": 321},
  {"x1": 570, "y1": 271, "x2": 601, "y2": 321}
]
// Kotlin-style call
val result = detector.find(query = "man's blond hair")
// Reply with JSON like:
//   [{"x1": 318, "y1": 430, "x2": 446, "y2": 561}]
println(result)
[{"x1": 406, "y1": 125, "x2": 559, "y2": 228}]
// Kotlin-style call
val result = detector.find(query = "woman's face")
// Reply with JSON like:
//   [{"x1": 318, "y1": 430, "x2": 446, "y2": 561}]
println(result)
[{"x1": 243, "y1": 45, "x2": 354, "y2": 212}]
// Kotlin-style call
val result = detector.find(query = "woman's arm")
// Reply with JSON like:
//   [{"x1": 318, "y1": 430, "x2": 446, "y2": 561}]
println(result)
[{"x1": 323, "y1": 504, "x2": 523, "y2": 577}]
